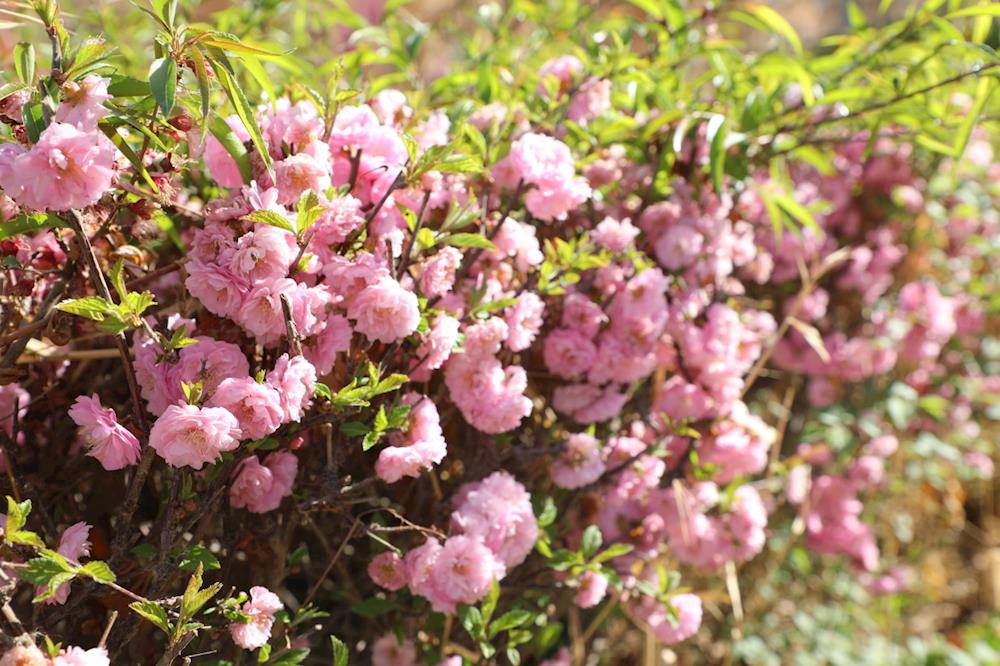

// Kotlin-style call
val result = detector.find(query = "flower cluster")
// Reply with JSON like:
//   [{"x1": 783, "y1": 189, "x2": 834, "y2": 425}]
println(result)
[{"x1": 1, "y1": 2, "x2": 998, "y2": 663}]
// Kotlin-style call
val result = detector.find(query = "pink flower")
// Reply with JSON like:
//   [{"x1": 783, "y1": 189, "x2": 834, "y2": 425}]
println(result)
[
  {"x1": 506, "y1": 133, "x2": 590, "y2": 220},
  {"x1": 230, "y1": 586, "x2": 283, "y2": 650},
  {"x1": 55, "y1": 76, "x2": 111, "y2": 130},
  {"x1": 567, "y1": 77, "x2": 612, "y2": 125},
  {"x1": 551, "y1": 384, "x2": 628, "y2": 424},
  {"x1": 371, "y1": 633, "x2": 418, "y2": 666},
  {"x1": 655, "y1": 225, "x2": 703, "y2": 271},
  {"x1": 0, "y1": 123, "x2": 115, "y2": 211},
  {"x1": 539, "y1": 647, "x2": 572, "y2": 666},
  {"x1": 864, "y1": 435, "x2": 898, "y2": 458},
  {"x1": 185, "y1": 260, "x2": 247, "y2": 318},
  {"x1": 264, "y1": 99, "x2": 324, "y2": 149},
  {"x1": 274, "y1": 151, "x2": 332, "y2": 205},
  {"x1": 444, "y1": 352, "x2": 532, "y2": 434},
  {"x1": 410, "y1": 314, "x2": 460, "y2": 381},
  {"x1": 537, "y1": 55, "x2": 583, "y2": 97},
  {"x1": 230, "y1": 452, "x2": 298, "y2": 513},
  {"x1": 697, "y1": 401, "x2": 775, "y2": 483},
  {"x1": 551, "y1": 433, "x2": 605, "y2": 489},
  {"x1": 804, "y1": 474, "x2": 879, "y2": 571},
  {"x1": 308, "y1": 195, "x2": 365, "y2": 261},
  {"x1": 347, "y1": 277, "x2": 420, "y2": 343},
  {"x1": 51, "y1": 647, "x2": 110, "y2": 666},
  {"x1": 524, "y1": 178, "x2": 591, "y2": 221},
  {"x1": 149, "y1": 404, "x2": 241, "y2": 469},
  {"x1": 266, "y1": 354, "x2": 317, "y2": 423},
  {"x1": 420, "y1": 246, "x2": 462, "y2": 298},
  {"x1": 203, "y1": 115, "x2": 250, "y2": 188},
  {"x1": 237, "y1": 278, "x2": 297, "y2": 344},
  {"x1": 0, "y1": 644, "x2": 48, "y2": 666},
  {"x1": 428, "y1": 535, "x2": 505, "y2": 613},
  {"x1": 561, "y1": 293, "x2": 607, "y2": 337},
  {"x1": 207, "y1": 378, "x2": 284, "y2": 441},
  {"x1": 451, "y1": 471, "x2": 538, "y2": 568},
  {"x1": 328, "y1": 105, "x2": 380, "y2": 152},
  {"x1": 376, "y1": 394, "x2": 447, "y2": 483},
  {"x1": 591, "y1": 217, "x2": 639, "y2": 252},
  {"x1": 68, "y1": 394, "x2": 141, "y2": 470},
  {"x1": 175, "y1": 338, "x2": 251, "y2": 400},
  {"x1": 230, "y1": 225, "x2": 297, "y2": 283},
  {"x1": 543, "y1": 328, "x2": 598, "y2": 378},
  {"x1": 368, "y1": 551, "x2": 408, "y2": 591},
  {"x1": 37, "y1": 522, "x2": 92, "y2": 605},
  {"x1": 504, "y1": 292, "x2": 546, "y2": 352},
  {"x1": 489, "y1": 218, "x2": 544, "y2": 272},
  {"x1": 303, "y1": 314, "x2": 353, "y2": 376},
  {"x1": 574, "y1": 571, "x2": 608, "y2": 608},
  {"x1": 637, "y1": 593, "x2": 703, "y2": 644}
]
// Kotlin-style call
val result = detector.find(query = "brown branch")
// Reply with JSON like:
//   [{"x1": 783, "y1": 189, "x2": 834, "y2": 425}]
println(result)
[{"x1": 280, "y1": 293, "x2": 303, "y2": 357}]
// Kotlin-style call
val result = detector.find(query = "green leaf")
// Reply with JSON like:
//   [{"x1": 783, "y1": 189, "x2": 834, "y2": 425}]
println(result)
[
  {"x1": 489, "y1": 610, "x2": 532, "y2": 638},
  {"x1": 361, "y1": 430, "x2": 383, "y2": 451},
  {"x1": 100, "y1": 124, "x2": 160, "y2": 193},
  {"x1": 22, "y1": 101, "x2": 47, "y2": 143},
  {"x1": 340, "y1": 421, "x2": 370, "y2": 437},
  {"x1": 330, "y1": 636, "x2": 349, "y2": 666},
  {"x1": 481, "y1": 579, "x2": 500, "y2": 625},
  {"x1": 733, "y1": 4, "x2": 803, "y2": 55},
  {"x1": 19, "y1": 552, "x2": 74, "y2": 586},
  {"x1": 5, "y1": 496, "x2": 31, "y2": 534},
  {"x1": 13, "y1": 43, "x2": 35, "y2": 84},
  {"x1": 107, "y1": 75, "x2": 150, "y2": 97},
  {"x1": 266, "y1": 649, "x2": 310, "y2": 665},
  {"x1": 350, "y1": 596, "x2": 395, "y2": 618},
  {"x1": 581, "y1": 525, "x2": 603, "y2": 559},
  {"x1": 946, "y1": 4, "x2": 1000, "y2": 18},
  {"x1": 296, "y1": 190, "x2": 325, "y2": 235},
  {"x1": 8, "y1": 529, "x2": 45, "y2": 548},
  {"x1": 372, "y1": 374, "x2": 409, "y2": 396},
  {"x1": 79, "y1": 560, "x2": 116, "y2": 584},
  {"x1": 458, "y1": 604, "x2": 484, "y2": 639},
  {"x1": 180, "y1": 563, "x2": 222, "y2": 621},
  {"x1": 706, "y1": 114, "x2": 727, "y2": 196},
  {"x1": 246, "y1": 210, "x2": 296, "y2": 234},
  {"x1": 953, "y1": 75, "x2": 994, "y2": 163},
  {"x1": 623, "y1": 0, "x2": 663, "y2": 19},
  {"x1": 148, "y1": 57, "x2": 177, "y2": 117},
  {"x1": 55, "y1": 296, "x2": 115, "y2": 322},
  {"x1": 209, "y1": 53, "x2": 273, "y2": 177},
  {"x1": 593, "y1": 542, "x2": 634, "y2": 563},
  {"x1": 373, "y1": 405, "x2": 389, "y2": 432},
  {"x1": 109, "y1": 259, "x2": 127, "y2": 302},
  {"x1": 442, "y1": 233, "x2": 497, "y2": 251},
  {"x1": 209, "y1": 114, "x2": 253, "y2": 184},
  {"x1": 33, "y1": 571, "x2": 77, "y2": 601},
  {"x1": 536, "y1": 497, "x2": 557, "y2": 527},
  {"x1": 773, "y1": 193, "x2": 819, "y2": 232},
  {"x1": 130, "y1": 600, "x2": 172, "y2": 634},
  {"x1": 887, "y1": 381, "x2": 918, "y2": 429},
  {"x1": 313, "y1": 382, "x2": 333, "y2": 401},
  {"x1": 0, "y1": 213, "x2": 65, "y2": 241},
  {"x1": 179, "y1": 544, "x2": 221, "y2": 573}
]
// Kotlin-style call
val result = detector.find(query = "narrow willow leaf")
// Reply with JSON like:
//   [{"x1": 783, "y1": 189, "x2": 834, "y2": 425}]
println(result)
[
  {"x1": 208, "y1": 52, "x2": 273, "y2": 177},
  {"x1": 148, "y1": 57, "x2": 177, "y2": 117},
  {"x1": 13, "y1": 42, "x2": 35, "y2": 84}
]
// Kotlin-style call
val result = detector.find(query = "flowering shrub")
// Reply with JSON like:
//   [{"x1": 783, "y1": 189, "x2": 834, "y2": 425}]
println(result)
[{"x1": 1, "y1": 0, "x2": 999, "y2": 664}]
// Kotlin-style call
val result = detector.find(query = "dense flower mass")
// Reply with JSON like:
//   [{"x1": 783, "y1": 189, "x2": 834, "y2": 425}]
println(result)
[{"x1": 1, "y1": 1, "x2": 998, "y2": 664}]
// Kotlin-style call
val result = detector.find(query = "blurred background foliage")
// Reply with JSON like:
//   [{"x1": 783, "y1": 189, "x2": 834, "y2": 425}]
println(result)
[{"x1": 4, "y1": 0, "x2": 1000, "y2": 664}]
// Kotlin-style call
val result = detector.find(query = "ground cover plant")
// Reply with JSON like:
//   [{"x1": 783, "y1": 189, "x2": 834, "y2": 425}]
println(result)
[{"x1": 1, "y1": 0, "x2": 1000, "y2": 663}]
